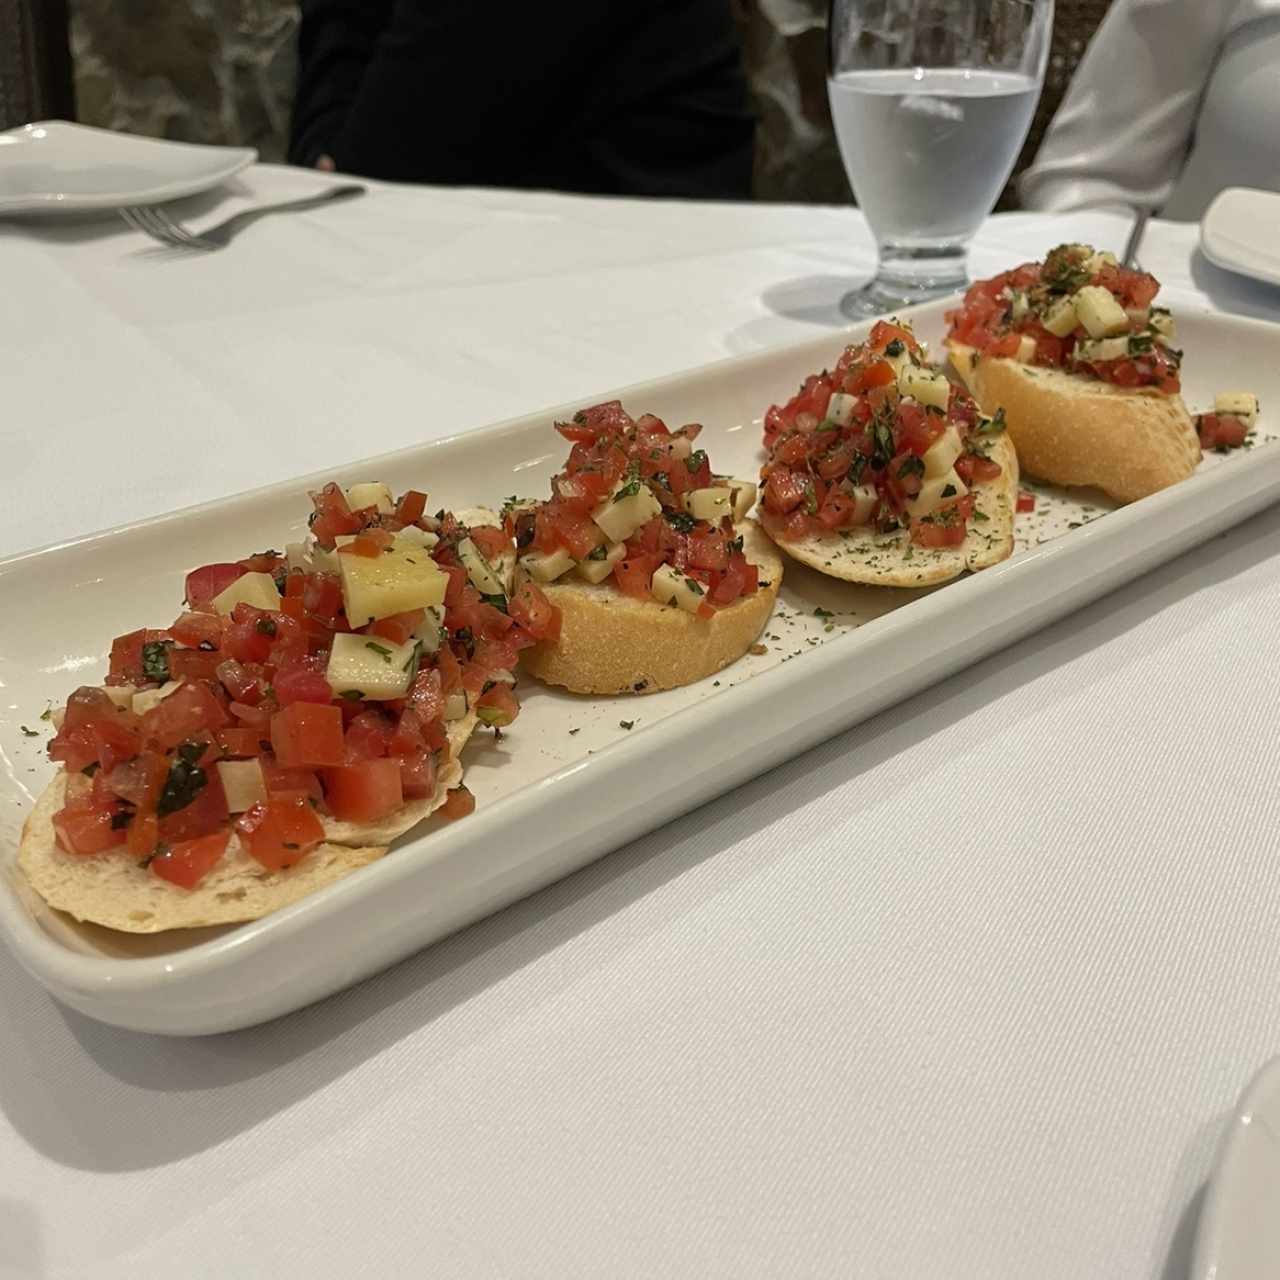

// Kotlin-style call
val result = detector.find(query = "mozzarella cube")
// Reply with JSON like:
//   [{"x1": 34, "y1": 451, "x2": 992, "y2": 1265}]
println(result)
[
  {"x1": 1074, "y1": 285, "x2": 1129, "y2": 338},
  {"x1": 519, "y1": 547, "x2": 575, "y2": 583},
  {"x1": 728, "y1": 479, "x2": 758, "y2": 521},
  {"x1": 576, "y1": 541, "x2": 627, "y2": 584},
  {"x1": 898, "y1": 366, "x2": 951, "y2": 411},
  {"x1": 216, "y1": 759, "x2": 268, "y2": 813},
  {"x1": 826, "y1": 392, "x2": 858, "y2": 427},
  {"x1": 131, "y1": 680, "x2": 183, "y2": 716},
  {"x1": 1010, "y1": 290, "x2": 1030, "y2": 322},
  {"x1": 458, "y1": 537, "x2": 506, "y2": 596},
  {"x1": 1084, "y1": 249, "x2": 1118, "y2": 274},
  {"x1": 338, "y1": 544, "x2": 447, "y2": 626},
  {"x1": 1014, "y1": 334, "x2": 1037, "y2": 363},
  {"x1": 684, "y1": 487, "x2": 733, "y2": 523},
  {"x1": 592, "y1": 476, "x2": 662, "y2": 544},
  {"x1": 848, "y1": 484, "x2": 878, "y2": 524},
  {"x1": 1214, "y1": 392, "x2": 1259, "y2": 425},
  {"x1": 345, "y1": 482, "x2": 395, "y2": 514},
  {"x1": 922, "y1": 426, "x2": 963, "y2": 478},
  {"x1": 1075, "y1": 335, "x2": 1131, "y2": 363},
  {"x1": 285, "y1": 542, "x2": 313, "y2": 574},
  {"x1": 1150, "y1": 309, "x2": 1176, "y2": 339},
  {"x1": 651, "y1": 564, "x2": 707, "y2": 613},
  {"x1": 103, "y1": 684, "x2": 137, "y2": 709},
  {"x1": 394, "y1": 525, "x2": 439, "y2": 551},
  {"x1": 211, "y1": 571, "x2": 281, "y2": 617},
  {"x1": 444, "y1": 691, "x2": 468, "y2": 721},
  {"x1": 325, "y1": 632, "x2": 417, "y2": 700},
  {"x1": 414, "y1": 605, "x2": 446, "y2": 654},
  {"x1": 1041, "y1": 294, "x2": 1079, "y2": 337},
  {"x1": 906, "y1": 469, "x2": 968, "y2": 518}
]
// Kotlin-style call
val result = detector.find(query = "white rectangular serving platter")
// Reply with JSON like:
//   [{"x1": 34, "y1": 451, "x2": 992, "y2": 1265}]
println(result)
[{"x1": 3, "y1": 299, "x2": 1279, "y2": 1035}]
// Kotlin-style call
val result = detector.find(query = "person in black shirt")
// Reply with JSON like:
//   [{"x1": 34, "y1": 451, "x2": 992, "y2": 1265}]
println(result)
[{"x1": 289, "y1": 0, "x2": 756, "y2": 200}]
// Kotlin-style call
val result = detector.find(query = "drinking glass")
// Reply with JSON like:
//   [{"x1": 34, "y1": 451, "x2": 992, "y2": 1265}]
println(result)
[{"x1": 828, "y1": 0, "x2": 1053, "y2": 319}]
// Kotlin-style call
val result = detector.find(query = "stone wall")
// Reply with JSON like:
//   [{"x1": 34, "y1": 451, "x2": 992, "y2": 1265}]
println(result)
[{"x1": 71, "y1": 0, "x2": 300, "y2": 162}]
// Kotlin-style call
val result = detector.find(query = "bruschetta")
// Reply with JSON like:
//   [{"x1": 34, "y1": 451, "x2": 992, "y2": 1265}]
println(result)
[
  {"x1": 757, "y1": 319, "x2": 1019, "y2": 587},
  {"x1": 945, "y1": 243, "x2": 1199, "y2": 503},
  {"x1": 19, "y1": 481, "x2": 558, "y2": 933},
  {"x1": 506, "y1": 400, "x2": 782, "y2": 694}
]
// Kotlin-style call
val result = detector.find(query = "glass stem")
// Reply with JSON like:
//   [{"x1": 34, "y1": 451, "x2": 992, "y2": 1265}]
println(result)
[{"x1": 875, "y1": 243, "x2": 970, "y2": 299}]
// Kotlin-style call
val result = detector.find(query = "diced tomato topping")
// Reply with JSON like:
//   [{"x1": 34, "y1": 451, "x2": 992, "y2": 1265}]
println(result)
[
  {"x1": 217, "y1": 727, "x2": 263, "y2": 757},
  {"x1": 261, "y1": 761, "x2": 323, "y2": 803},
  {"x1": 321, "y1": 759, "x2": 403, "y2": 823},
  {"x1": 273, "y1": 662, "x2": 334, "y2": 707},
  {"x1": 139, "y1": 681, "x2": 228, "y2": 749},
  {"x1": 157, "y1": 761, "x2": 229, "y2": 843},
  {"x1": 1197, "y1": 413, "x2": 1249, "y2": 450},
  {"x1": 509, "y1": 580, "x2": 560, "y2": 642},
  {"x1": 1016, "y1": 491, "x2": 1036, "y2": 513},
  {"x1": 476, "y1": 683, "x2": 519, "y2": 728},
  {"x1": 236, "y1": 796, "x2": 325, "y2": 871},
  {"x1": 614, "y1": 553, "x2": 660, "y2": 600},
  {"x1": 468, "y1": 524, "x2": 512, "y2": 561},
  {"x1": 270, "y1": 702, "x2": 345, "y2": 768},
  {"x1": 184, "y1": 563, "x2": 244, "y2": 610},
  {"x1": 440, "y1": 786, "x2": 476, "y2": 821},
  {"x1": 170, "y1": 611, "x2": 226, "y2": 649},
  {"x1": 53, "y1": 804, "x2": 126, "y2": 855},
  {"x1": 150, "y1": 831, "x2": 231, "y2": 889},
  {"x1": 345, "y1": 709, "x2": 393, "y2": 760},
  {"x1": 309, "y1": 482, "x2": 363, "y2": 548},
  {"x1": 395, "y1": 489, "x2": 428, "y2": 525}
]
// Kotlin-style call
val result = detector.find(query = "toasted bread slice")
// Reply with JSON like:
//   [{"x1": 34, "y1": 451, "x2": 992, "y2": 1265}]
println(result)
[
  {"x1": 521, "y1": 521, "x2": 782, "y2": 694},
  {"x1": 948, "y1": 342, "x2": 1199, "y2": 503},
  {"x1": 760, "y1": 432, "x2": 1019, "y2": 588},
  {"x1": 18, "y1": 713, "x2": 477, "y2": 934}
]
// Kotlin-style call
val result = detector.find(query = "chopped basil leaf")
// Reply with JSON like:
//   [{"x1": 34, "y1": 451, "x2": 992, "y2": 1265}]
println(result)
[
  {"x1": 480, "y1": 592, "x2": 509, "y2": 612},
  {"x1": 255, "y1": 617, "x2": 277, "y2": 637},
  {"x1": 20, "y1": 725, "x2": 38, "y2": 738},
  {"x1": 177, "y1": 740, "x2": 204, "y2": 765},
  {"x1": 619, "y1": 720, "x2": 635, "y2": 731},
  {"x1": 684, "y1": 577, "x2": 705, "y2": 596},
  {"x1": 612, "y1": 478, "x2": 642, "y2": 502},
  {"x1": 847, "y1": 454, "x2": 868, "y2": 485},
  {"x1": 815, "y1": 419, "x2": 841, "y2": 433},
  {"x1": 339, "y1": 689, "x2": 364, "y2": 701},
  {"x1": 586, "y1": 545, "x2": 609, "y2": 560},
  {"x1": 972, "y1": 509, "x2": 990, "y2": 523},
  {"x1": 686, "y1": 449, "x2": 708, "y2": 474},
  {"x1": 157, "y1": 758, "x2": 208, "y2": 817},
  {"x1": 941, "y1": 483, "x2": 957, "y2": 498},
  {"x1": 365, "y1": 641, "x2": 394, "y2": 662},
  {"x1": 141, "y1": 640, "x2": 171, "y2": 683},
  {"x1": 885, "y1": 339, "x2": 905, "y2": 357},
  {"x1": 897, "y1": 456, "x2": 925, "y2": 480},
  {"x1": 82, "y1": 761, "x2": 100, "y2": 776},
  {"x1": 402, "y1": 640, "x2": 425, "y2": 679},
  {"x1": 662, "y1": 510, "x2": 696, "y2": 533},
  {"x1": 803, "y1": 481, "x2": 818, "y2": 516},
  {"x1": 110, "y1": 810, "x2": 132, "y2": 830},
  {"x1": 977, "y1": 408, "x2": 1007, "y2": 435},
  {"x1": 814, "y1": 607, "x2": 834, "y2": 619}
]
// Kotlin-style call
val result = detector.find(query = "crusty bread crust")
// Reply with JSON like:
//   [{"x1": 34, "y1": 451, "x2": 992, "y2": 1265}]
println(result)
[
  {"x1": 17, "y1": 712, "x2": 476, "y2": 934},
  {"x1": 760, "y1": 432, "x2": 1019, "y2": 587},
  {"x1": 948, "y1": 342, "x2": 1200, "y2": 503},
  {"x1": 521, "y1": 521, "x2": 783, "y2": 694}
]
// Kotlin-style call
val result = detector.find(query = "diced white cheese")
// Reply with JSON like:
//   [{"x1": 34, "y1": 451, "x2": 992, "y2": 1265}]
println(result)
[
  {"x1": 922, "y1": 426, "x2": 963, "y2": 479},
  {"x1": 49, "y1": 706, "x2": 65, "y2": 731},
  {"x1": 1150, "y1": 309, "x2": 1176, "y2": 339},
  {"x1": 651, "y1": 564, "x2": 707, "y2": 613},
  {"x1": 684, "y1": 487, "x2": 733, "y2": 523},
  {"x1": 826, "y1": 392, "x2": 858, "y2": 427},
  {"x1": 906, "y1": 469, "x2": 968, "y2": 519},
  {"x1": 458, "y1": 537, "x2": 506, "y2": 596},
  {"x1": 576, "y1": 541, "x2": 627, "y2": 584},
  {"x1": 1074, "y1": 335, "x2": 1132, "y2": 363},
  {"x1": 1010, "y1": 291, "x2": 1030, "y2": 323},
  {"x1": 1074, "y1": 285, "x2": 1129, "y2": 338},
  {"x1": 1041, "y1": 294, "x2": 1079, "y2": 337},
  {"x1": 444, "y1": 691, "x2": 468, "y2": 721},
  {"x1": 338, "y1": 543, "x2": 447, "y2": 626},
  {"x1": 667, "y1": 434, "x2": 694, "y2": 462},
  {"x1": 727, "y1": 479, "x2": 758, "y2": 521},
  {"x1": 592, "y1": 475, "x2": 662, "y2": 544},
  {"x1": 1084, "y1": 249, "x2": 1118, "y2": 274},
  {"x1": 285, "y1": 542, "x2": 312, "y2": 574},
  {"x1": 1013, "y1": 334, "x2": 1037, "y2": 363},
  {"x1": 848, "y1": 484, "x2": 878, "y2": 524},
  {"x1": 345, "y1": 482, "x2": 395, "y2": 515},
  {"x1": 309, "y1": 544, "x2": 341, "y2": 575},
  {"x1": 898, "y1": 366, "x2": 951, "y2": 411},
  {"x1": 131, "y1": 680, "x2": 183, "y2": 716},
  {"x1": 325, "y1": 632, "x2": 417, "y2": 701},
  {"x1": 519, "y1": 547, "x2": 575, "y2": 583},
  {"x1": 414, "y1": 605, "x2": 446, "y2": 654},
  {"x1": 1125, "y1": 307, "x2": 1150, "y2": 328},
  {"x1": 103, "y1": 684, "x2": 137, "y2": 709},
  {"x1": 216, "y1": 759, "x2": 268, "y2": 813},
  {"x1": 1214, "y1": 392, "x2": 1259, "y2": 425},
  {"x1": 210, "y1": 571, "x2": 281, "y2": 617},
  {"x1": 394, "y1": 525, "x2": 439, "y2": 551}
]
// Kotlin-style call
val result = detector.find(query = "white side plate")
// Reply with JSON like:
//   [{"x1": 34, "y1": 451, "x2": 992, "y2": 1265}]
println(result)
[
  {"x1": 0, "y1": 120, "x2": 256, "y2": 215},
  {"x1": 2, "y1": 300, "x2": 1279, "y2": 1034},
  {"x1": 1192, "y1": 1055, "x2": 1280, "y2": 1280},
  {"x1": 1201, "y1": 187, "x2": 1280, "y2": 289}
]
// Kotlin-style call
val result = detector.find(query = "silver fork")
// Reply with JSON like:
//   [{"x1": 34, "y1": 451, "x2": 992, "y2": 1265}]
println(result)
[{"x1": 119, "y1": 183, "x2": 366, "y2": 251}]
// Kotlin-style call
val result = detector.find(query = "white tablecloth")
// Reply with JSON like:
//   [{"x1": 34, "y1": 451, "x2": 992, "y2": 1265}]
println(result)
[{"x1": 2, "y1": 166, "x2": 1279, "y2": 1280}]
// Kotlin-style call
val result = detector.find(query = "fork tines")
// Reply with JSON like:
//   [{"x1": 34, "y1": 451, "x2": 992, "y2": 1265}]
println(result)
[{"x1": 119, "y1": 205, "x2": 215, "y2": 251}]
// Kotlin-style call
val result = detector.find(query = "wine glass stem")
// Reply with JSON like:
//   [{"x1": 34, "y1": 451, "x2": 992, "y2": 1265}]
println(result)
[{"x1": 875, "y1": 242, "x2": 970, "y2": 298}]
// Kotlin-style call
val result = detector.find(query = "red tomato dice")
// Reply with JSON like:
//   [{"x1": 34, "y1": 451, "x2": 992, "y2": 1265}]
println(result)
[
  {"x1": 321, "y1": 759, "x2": 403, "y2": 823},
  {"x1": 150, "y1": 831, "x2": 231, "y2": 889},
  {"x1": 236, "y1": 796, "x2": 325, "y2": 871},
  {"x1": 270, "y1": 702, "x2": 345, "y2": 768}
]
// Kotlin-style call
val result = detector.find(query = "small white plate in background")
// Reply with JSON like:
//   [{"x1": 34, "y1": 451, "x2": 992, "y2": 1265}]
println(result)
[
  {"x1": 1192, "y1": 1055, "x2": 1280, "y2": 1280},
  {"x1": 0, "y1": 120, "x2": 256, "y2": 215},
  {"x1": 1201, "y1": 187, "x2": 1280, "y2": 289}
]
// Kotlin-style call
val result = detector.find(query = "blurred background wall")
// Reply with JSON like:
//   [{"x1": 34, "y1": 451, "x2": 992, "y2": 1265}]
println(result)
[{"x1": 64, "y1": 0, "x2": 1110, "y2": 205}]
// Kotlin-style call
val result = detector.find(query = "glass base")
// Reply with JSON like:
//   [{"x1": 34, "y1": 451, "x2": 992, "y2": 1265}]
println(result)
[{"x1": 839, "y1": 245, "x2": 970, "y2": 321}]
